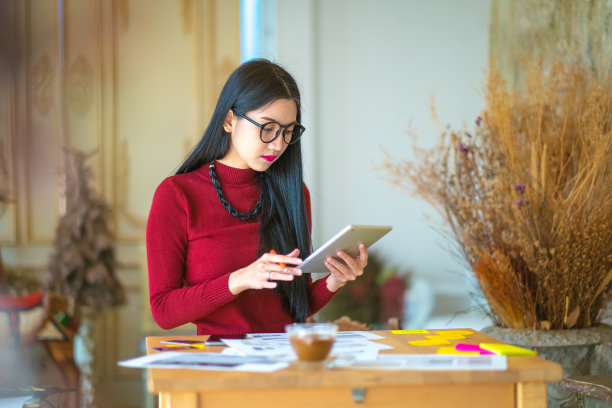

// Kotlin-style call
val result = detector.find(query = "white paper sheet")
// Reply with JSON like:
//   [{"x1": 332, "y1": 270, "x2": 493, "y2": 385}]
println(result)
[
  {"x1": 223, "y1": 330, "x2": 391, "y2": 361},
  {"x1": 248, "y1": 330, "x2": 385, "y2": 341},
  {"x1": 118, "y1": 351, "x2": 288, "y2": 372},
  {"x1": 332, "y1": 354, "x2": 508, "y2": 371}
]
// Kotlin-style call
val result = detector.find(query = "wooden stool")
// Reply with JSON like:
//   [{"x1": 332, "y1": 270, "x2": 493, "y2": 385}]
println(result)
[{"x1": 559, "y1": 374, "x2": 612, "y2": 407}]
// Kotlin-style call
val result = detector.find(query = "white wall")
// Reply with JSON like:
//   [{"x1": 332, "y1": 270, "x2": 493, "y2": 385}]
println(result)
[{"x1": 255, "y1": 0, "x2": 492, "y2": 326}]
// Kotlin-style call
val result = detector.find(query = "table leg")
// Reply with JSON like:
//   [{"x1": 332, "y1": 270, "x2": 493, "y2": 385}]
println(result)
[
  {"x1": 516, "y1": 382, "x2": 547, "y2": 408},
  {"x1": 159, "y1": 391, "x2": 198, "y2": 408}
]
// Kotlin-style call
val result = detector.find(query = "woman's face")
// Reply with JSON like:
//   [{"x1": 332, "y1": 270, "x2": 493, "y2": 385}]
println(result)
[{"x1": 219, "y1": 98, "x2": 298, "y2": 171}]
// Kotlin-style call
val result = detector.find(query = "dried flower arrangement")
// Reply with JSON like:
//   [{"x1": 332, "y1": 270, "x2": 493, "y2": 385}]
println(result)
[
  {"x1": 47, "y1": 148, "x2": 125, "y2": 313},
  {"x1": 381, "y1": 61, "x2": 612, "y2": 330}
]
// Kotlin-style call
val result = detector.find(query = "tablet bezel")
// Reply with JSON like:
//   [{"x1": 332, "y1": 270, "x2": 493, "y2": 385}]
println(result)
[{"x1": 298, "y1": 224, "x2": 392, "y2": 274}]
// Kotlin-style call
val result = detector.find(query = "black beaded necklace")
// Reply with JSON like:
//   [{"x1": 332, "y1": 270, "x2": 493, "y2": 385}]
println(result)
[{"x1": 209, "y1": 161, "x2": 262, "y2": 221}]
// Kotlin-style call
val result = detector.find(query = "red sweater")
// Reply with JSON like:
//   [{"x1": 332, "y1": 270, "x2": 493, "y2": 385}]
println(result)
[{"x1": 146, "y1": 162, "x2": 335, "y2": 334}]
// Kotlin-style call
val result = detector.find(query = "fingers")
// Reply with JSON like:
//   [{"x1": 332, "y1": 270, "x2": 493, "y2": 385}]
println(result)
[
  {"x1": 346, "y1": 243, "x2": 368, "y2": 269},
  {"x1": 266, "y1": 267, "x2": 301, "y2": 282},
  {"x1": 266, "y1": 249, "x2": 303, "y2": 269},
  {"x1": 330, "y1": 244, "x2": 368, "y2": 278},
  {"x1": 234, "y1": 250, "x2": 306, "y2": 293},
  {"x1": 325, "y1": 257, "x2": 357, "y2": 282},
  {"x1": 264, "y1": 262, "x2": 302, "y2": 278},
  {"x1": 323, "y1": 244, "x2": 369, "y2": 292},
  {"x1": 334, "y1": 252, "x2": 360, "y2": 275},
  {"x1": 358, "y1": 243, "x2": 368, "y2": 267},
  {"x1": 255, "y1": 252, "x2": 302, "y2": 286}
]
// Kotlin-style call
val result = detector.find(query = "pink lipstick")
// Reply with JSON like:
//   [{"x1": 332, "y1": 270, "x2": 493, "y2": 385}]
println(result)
[{"x1": 262, "y1": 155, "x2": 277, "y2": 162}]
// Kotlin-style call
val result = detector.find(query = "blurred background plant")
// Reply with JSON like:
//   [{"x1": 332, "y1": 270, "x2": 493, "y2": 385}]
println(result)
[
  {"x1": 47, "y1": 148, "x2": 125, "y2": 312},
  {"x1": 317, "y1": 252, "x2": 410, "y2": 328},
  {"x1": 45, "y1": 148, "x2": 125, "y2": 407},
  {"x1": 381, "y1": 60, "x2": 612, "y2": 330}
]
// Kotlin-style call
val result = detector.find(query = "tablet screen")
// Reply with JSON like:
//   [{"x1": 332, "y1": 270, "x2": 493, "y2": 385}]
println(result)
[{"x1": 299, "y1": 225, "x2": 392, "y2": 274}]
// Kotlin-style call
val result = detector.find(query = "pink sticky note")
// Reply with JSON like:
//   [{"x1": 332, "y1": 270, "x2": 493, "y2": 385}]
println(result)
[{"x1": 455, "y1": 343, "x2": 495, "y2": 355}]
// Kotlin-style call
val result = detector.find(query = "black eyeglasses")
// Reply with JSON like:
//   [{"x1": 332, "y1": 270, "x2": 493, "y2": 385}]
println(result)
[{"x1": 236, "y1": 113, "x2": 305, "y2": 145}]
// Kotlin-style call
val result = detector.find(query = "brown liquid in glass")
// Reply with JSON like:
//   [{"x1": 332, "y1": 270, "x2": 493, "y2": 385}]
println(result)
[{"x1": 289, "y1": 334, "x2": 334, "y2": 361}]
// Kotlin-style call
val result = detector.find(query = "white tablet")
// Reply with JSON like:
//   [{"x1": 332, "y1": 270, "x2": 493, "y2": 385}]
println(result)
[{"x1": 299, "y1": 225, "x2": 392, "y2": 273}]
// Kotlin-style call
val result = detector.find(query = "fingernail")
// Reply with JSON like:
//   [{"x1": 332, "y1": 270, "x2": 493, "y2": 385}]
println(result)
[{"x1": 296, "y1": 269, "x2": 302, "y2": 276}]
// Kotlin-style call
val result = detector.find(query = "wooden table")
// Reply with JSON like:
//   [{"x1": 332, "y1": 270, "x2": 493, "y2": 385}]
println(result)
[{"x1": 145, "y1": 329, "x2": 563, "y2": 408}]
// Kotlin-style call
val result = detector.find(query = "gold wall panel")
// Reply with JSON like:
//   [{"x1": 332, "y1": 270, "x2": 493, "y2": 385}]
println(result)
[
  {"x1": 63, "y1": 0, "x2": 103, "y2": 192},
  {"x1": 0, "y1": 81, "x2": 17, "y2": 244},
  {"x1": 1, "y1": 0, "x2": 240, "y2": 405},
  {"x1": 25, "y1": 0, "x2": 62, "y2": 243},
  {"x1": 112, "y1": 0, "x2": 196, "y2": 241}
]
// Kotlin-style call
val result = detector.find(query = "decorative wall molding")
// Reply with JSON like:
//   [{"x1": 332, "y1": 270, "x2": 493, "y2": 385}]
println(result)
[
  {"x1": 65, "y1": 54, "x2": 94, "y2": 117},
  {"x1": 115, "y1": 138, "x2": 146, "y2": 230},
  {"x1": 31, "y1": 54, "x2": 54, "y2": 116}
]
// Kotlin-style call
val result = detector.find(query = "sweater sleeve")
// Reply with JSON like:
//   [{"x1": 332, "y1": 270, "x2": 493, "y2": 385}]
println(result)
[
  {"x1": 307, "y1": 277, "x2": 336, "y2": 316},
  {"x1": 302, "y1": 184, "x2": 336, "y2": 316},
  {"x1": 146, "y1": 179, "x2": 236, "y2": 330}
]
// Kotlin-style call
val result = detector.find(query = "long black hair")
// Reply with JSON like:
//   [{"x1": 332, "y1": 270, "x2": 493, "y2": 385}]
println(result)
[{"x1": 176, "y1": 59, "x2": 312, "y2": 322}]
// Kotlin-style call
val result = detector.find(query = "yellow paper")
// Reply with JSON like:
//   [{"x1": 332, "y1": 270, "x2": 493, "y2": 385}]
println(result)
[
  {"x1": 165, "y1": 343, "x2": 205, "y2": 349},
  {"x1": 479, "y1": 343, "x2": 537, "y2": 356},
  {"x1": 427, "y1": 334, "x2": 467, "y2": 340},
  {"x1": 436, "y1": 347, "x2": 479, "y2": 355},
  {"x1": 391, "y1": 330, "x2": 430, "y2": 334},
  {"x1": 408, "y1": 338, "x2": 451, "y2": 346},
  {"x1": 433, "y1": 330, "x2": 474, "y2": 336}
]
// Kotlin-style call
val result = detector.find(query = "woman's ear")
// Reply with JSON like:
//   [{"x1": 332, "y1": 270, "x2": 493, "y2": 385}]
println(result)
[{"x1": 223, "y1": 110, "x2": 235, "y2": 133}]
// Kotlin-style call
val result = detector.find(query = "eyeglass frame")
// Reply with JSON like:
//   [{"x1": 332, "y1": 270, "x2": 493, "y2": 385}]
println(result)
[{"x1": 235, "y1": 113, "x2": 305, "y2": 145}]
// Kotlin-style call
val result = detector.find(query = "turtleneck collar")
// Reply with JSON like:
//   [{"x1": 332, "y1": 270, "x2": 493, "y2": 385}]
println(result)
[{"x1": 206, "y1": 161, "x2": 258, "y2": 185}]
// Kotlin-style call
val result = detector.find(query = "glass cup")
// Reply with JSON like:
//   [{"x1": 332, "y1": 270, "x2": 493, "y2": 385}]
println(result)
[{"x1": 285, "y1": 323, "x2": 338, "y2": 367}]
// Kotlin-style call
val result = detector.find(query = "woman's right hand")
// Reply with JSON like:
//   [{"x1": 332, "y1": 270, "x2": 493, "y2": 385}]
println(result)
[{"x1": 228, "y1": 249, "x2": 303, "y2": 295}]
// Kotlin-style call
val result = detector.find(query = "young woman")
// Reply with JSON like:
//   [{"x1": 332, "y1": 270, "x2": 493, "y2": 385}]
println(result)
[{"x1": 146, "y1": 59, "x2": 368, "y2": 335}]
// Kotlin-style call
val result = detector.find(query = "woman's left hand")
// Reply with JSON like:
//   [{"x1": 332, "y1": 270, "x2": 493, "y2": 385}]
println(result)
[{"x1": 324, "y1": 243, "x2": 368, "y2": 292}]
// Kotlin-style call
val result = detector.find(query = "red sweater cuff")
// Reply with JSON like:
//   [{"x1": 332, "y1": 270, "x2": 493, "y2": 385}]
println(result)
[{"x1": 203, "y1": 273, "x2": 237, "y2": 310}]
